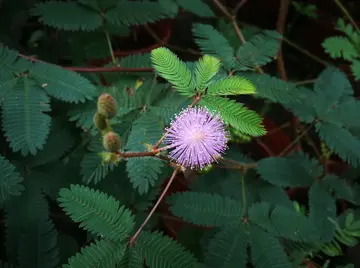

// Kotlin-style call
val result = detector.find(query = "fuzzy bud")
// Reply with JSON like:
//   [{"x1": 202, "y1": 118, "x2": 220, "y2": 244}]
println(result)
[
  {"x1": 103, "y1": 132, "x2": 121, "y2": 152},
  {"x1": 97, "y1": 93, "x2": 117, "y2": 119},
  {"x1": 93, "y1": 112, "x2": 108, "y2": 131}
]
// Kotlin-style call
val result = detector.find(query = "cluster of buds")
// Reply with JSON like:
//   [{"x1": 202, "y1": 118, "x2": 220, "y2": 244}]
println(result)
[{"x1": 94, "y1": 93, "x2": 122, "y2": 162}]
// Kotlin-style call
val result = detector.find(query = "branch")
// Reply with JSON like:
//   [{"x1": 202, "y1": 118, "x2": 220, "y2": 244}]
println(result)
[
  {"x1": 18, "y1": 53, "x2": 154, "y2": 73},
  {"x1": 212, "y1": 0, "x2": 264, "y2": 74},
  {"x1": 276, "y1": 0, "x2": 290, "y2": 81},
  {"x1": 129, "y1": 166, "x2": 181, "y2": 244}
]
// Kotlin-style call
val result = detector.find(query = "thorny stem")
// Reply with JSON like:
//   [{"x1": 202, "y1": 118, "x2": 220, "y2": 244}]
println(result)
[
  {"x1": 129, "y1": 166, "x2": 181, "y2": 245},
  {"x1": 105, "y1": 30, "x2": 117, "y2": 64},
  {"x1": 334, "y1": 0, "x2": 360, "y2": 32}
]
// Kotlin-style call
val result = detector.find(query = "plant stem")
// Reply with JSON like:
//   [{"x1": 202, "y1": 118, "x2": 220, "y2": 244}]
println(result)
[
  {"x1": 129, "y1": 166, "x2": 181, "y2": 244},
  {"x1": 233, "y1": 0, "x2": 248, "y2": 15},
  {"x1": 18, "y1": 53, "x2": 154, "y2": 73},
  {"x1": 334, "y1": 0, "x2": 360, "y2": 32},
  {"x1": 212, "y1": 0, "x2": 264, "y2": 74},
  {"x1": 105, "y1": 30, "x2": 117, "y2": 64},
  {"x1": 282, "y1": 37, "x2": 329, "y2": 66},
  {"x1": 276, "y1": 0, "x2": 290, "y2": 81},
  {"x1": 278, "y1": 122, "x2": 315, "y2": 156},
  {"x1": 241, "y1": 172, "x2": 247, "y2": 217}
]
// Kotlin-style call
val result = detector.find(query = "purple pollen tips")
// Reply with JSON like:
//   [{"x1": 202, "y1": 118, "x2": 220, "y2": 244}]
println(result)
[{"x1": 164, "y1": 106, "x2": 229, "y2": 169}]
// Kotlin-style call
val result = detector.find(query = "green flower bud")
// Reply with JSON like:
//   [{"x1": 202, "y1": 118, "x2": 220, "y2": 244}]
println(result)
[
  {"x1": 103, "y1": 132, "x2": 121, "y2": 152},
  {"x1": 93, "y1": 112, "x2": 108, "y2": 131},
  {"x1": 97, "y1": 93, "x2": 117, "y2": 119}
]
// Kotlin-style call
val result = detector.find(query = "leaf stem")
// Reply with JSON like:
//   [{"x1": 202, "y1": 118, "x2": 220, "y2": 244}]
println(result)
[
  {"x1": 334, "y1": 0, "x2": 360, "y2": 32},
  {"x1": 105, "y1": 30, "x2": 117, "y2": 64},
  {"x1": 241, "y1": 173, "x2": 247, "y2": 217},
  {"x1": 129, "y1": 166, "x2": 181, "y2": 244}
]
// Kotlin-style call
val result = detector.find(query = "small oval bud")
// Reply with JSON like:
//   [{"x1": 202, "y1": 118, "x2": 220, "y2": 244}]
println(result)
[
  {"x1": 93, "y1": 112, "x2": 108, "y2": 131},
  {"x1": 97, "y1": 93, "x2": 117, "y2": 119},
  {"x1": 103, "y1": 132, "x2": 121, "y2": 152}
]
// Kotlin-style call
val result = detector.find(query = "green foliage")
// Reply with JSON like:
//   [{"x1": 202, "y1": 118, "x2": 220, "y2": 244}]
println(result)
[
  {"x1": 200, "y1": 95, "x2": 266, "y2": 136},
  {"x1": 58, "y1": 184, "x2": 135, "y2": 241},
  {"x1": 235, "y1": 30, "x2": 282, "y2": 71},
  {"x1": 134, "y1": 231, "x2": 199, "y2": 268},
  {"x1": 322, "y1": 18, "x2": 360, "y2": 80},
  {"x1": 168, "y1": 192, "x2": 243, "y2": 227},
  {"x1": 203, "y1": 224, "x2": 249, "y2": 268},
  {"x1": 0, "y1": 154, "x2": 24, "y2": 203},
  {"x1": 151, "y1": 47, "x2": 196, "y2": 96}
]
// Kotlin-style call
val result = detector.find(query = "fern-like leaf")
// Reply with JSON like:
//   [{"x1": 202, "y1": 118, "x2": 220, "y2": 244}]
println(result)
[
  {"x1": 192, "y1": 23, "x2": 235, "y2": 69},
  {"x1": 168, "y1": 192, "x2": 243, "y2": 227},
  {"x1": 135, "y1": 231, "x2": 199, "y2": 267},
  {"x1": 32, "y1": 1, "x2": 103, "y2": 31},
  {"x1": 105, "y1": 1, "x2": 176, "y2": 26},
  {"x1": 0, "y1": 154, "x2": 24, "y2": 204},
  {"x1": 62, "y1": 239, "x2": 126, "y2": 268},
  {"x1": 199, "y1": 95, "x2": 266, "y2": 136},
  {"x1": 175, "y1": 0, "x2": 214, "y2": 17},
  {"x1": 351, "y1": 59, "x2": 360, "y2": 80},
  {"x1": 58, "y1": 184, "x2": 135, "y2": 241},
  {"x1": 256, "y1": 153, "x2": 322, "y2": 187},
  {"x1": 316, "y1": 122, "x2": 360, "y2": 167},
  {"x1": 30, "y1": 62, "x2": 98, "y2": 103},
  {"x1": 322, "y1": 36, "x2": 358, "y2": 61},
  {"x1": 204, "y1": 224, "x2": 249, "y2": 268},
  {"x1": 207, "y1": 76, "x2": 256, "y2": 95},
  {"x1": 80, "y1": 152, "x2": 114, "y2": 184},
  {"x1": 308, "y1": 182, "x2": 336, "y2": 243},
  {"x1": 250, "y1": 226, "x2": 292, "y2": 268},
  {"x1": 235, "y1": 30, "x2": 282, "y2": 70},
  {"x1": 195, "y1": 55, "x2": 221, "y2": 92},
  {"x1": 125, "y1": 112, "x2": 165, "y2": 194},
  {"x1": 151, "y1": 47, "x2": 196, "y2": 96},
  {"x1": 2, "y1": 77, "x2": 51, "y2": 156}
]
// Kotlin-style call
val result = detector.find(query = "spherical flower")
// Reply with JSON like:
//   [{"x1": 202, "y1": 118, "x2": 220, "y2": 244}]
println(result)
[{"x1": 164, "y1": 106, "x2": 228, "y2": 169}]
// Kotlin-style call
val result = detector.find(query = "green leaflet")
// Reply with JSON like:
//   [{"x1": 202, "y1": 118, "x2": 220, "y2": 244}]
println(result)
[
  {"x1": 322, "y1": 36, "x2": 358, "y2": 61},
  {"x1": 322, "y1": 174, "x2": 360, "y2": 206},
  {"x1": 0, "y1": 154, "x2": 24, "y2": 204},
  {"x1": 2, "y1": 77, "x2": 52, "y2": 156},
  {"x1": 80, "y1": 152, "x2": 114, "y2": 184},
  {"x1": 168, "y1": 191, "x2": 243, "y2": 227},
  {"x1": 62, "y1": 239, "x2": 126, "y2": 268},
  {"x1": 194, "y1": 55, "x2": 221, "y2": 92},
  {"x1": 250, "y1": 226, "x2": 292, "y2": 268},
  {"x1": 207, "y1": 76, "x2": 256, "y2": 95},
  {"x1": 308, "y1": 182, "x2": 337, "y2": 243},
  {"x1": 192, "y1": 23, "x2": 235, "y2": 70},
  {"x1": 124, "y1": 111, "x2": 165, "y2": 194},
  {"x1": 32, "y1": 1, "x2": 103, "y2": 31},
  {"x1": 175, "y1": 0, "x2": 214, "y2": 17},
  {"x1": 30, "y1": 62, "x2": 98, "y2": 103},
  {"x1": 151, "y1": 47, "x2": 196, "y2": 97},
  {"x1": 235, "y1": 30, "x2": 282, "y2": 71},
  {"x1": 199, "y1": 95, "x2": 266, "y2": 136},
  {"x1": 316, "y1": 122, "x2": 360, "y2": 167},
  {"x1": 249, "y1": 202, "x2": 321, "y2": 245},
  {"x1": 28, "y1": 118, "x2": 75, "y2": 167},
  {"x1": 203, "y1": 224, "x2": 249, "y2": 268},
  {"x1": 105, "y1": 1, "x2": 176, "y2": 26},
  {"x1": 4, "y1": 184, "x2": 60, "y2": 268},
  {"x1": 256, "y1": 153, "x2": 322, "y2": 187},
  {"x1": 58, "y1": 184, "x2": 135, "y2": 241},
  {"x1": 135, "y1": 231, "x2": 199, "y2": 268}
]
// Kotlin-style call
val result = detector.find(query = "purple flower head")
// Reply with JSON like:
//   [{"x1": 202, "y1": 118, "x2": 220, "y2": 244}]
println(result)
[{"x1": 164, "y1": 106, "x2": 229, "y2": 169}]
